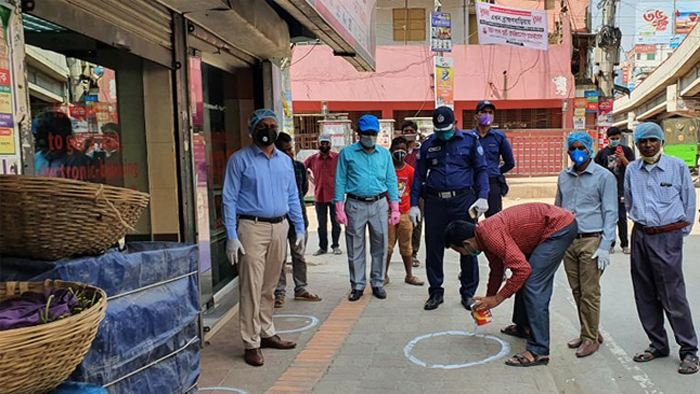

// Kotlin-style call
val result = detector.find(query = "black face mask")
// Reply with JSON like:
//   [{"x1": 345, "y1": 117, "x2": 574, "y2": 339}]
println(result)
[
  {"x1": 320, "y1": 146, "x2": 331, "y2": 154},
  {"x1": 255, "y1": 126, "x2": 277, "y2": 146},
  {"x1": 392, "y1": 149, "x2": 407, "y2": 163}
]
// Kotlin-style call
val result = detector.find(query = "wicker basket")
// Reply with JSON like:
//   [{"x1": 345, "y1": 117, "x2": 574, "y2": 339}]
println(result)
[
  {"x1": 0, "y1": 280, "x2": 107, "y2": 394},
  {"x1": 0, "y1": 175, "x2": 149, "y2": 260}
]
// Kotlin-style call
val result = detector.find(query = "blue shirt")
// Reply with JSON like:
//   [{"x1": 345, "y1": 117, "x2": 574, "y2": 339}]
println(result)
[
  {"x1": 473, "y1": 128, "x2": 515, "y2": 178},
  {"x1": 223, "y1": 144, "x2": 305, "y2": 240},
  {"x1": 410, "y1": 129, "x2": 489, "y2": 206},
  {"x1": 334, "y1": 142, "x2": 399, "y2": 203},
  {"x1": 555, "y1": 162, "x2": 618, "y2": 250},
  {"x1": 624, "y1": 155, "x2": 696, "y2": 236}
]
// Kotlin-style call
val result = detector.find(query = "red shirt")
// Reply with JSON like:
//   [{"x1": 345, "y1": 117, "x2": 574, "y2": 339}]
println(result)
[
  {"x1": 475, "y1": 203, "x2": 575, "y2": 299},
  {"x1": 394, "y1": 164, "x2": 414, "y2": 213},
  {"x1": 405, "y1": 150, "x2": 418, "y2": 168},
  {"x1": 304, "y1": 151, "x2": 339, "y2": 203}
]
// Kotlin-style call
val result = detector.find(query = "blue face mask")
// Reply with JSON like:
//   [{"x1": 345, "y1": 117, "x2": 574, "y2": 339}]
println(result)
[
  {"x1": 436, "y1": 130, "x2": 454, "y2": 141},
  {"x1": 569, "y1": 150, "x2": 589, "y2": 166},
  {"x1": 610, "y1": 140, "x2": 620, "y2": 147}
]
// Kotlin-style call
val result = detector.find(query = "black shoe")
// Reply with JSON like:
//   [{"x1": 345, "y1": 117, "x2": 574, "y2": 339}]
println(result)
[
  {"x1": 372, "y1": 286, "x2": 387, "y2": 299},
  {"x1": 348, "y1": 289, "x2": 363, "y2": 302},
  {"x1": 424, "y1": 294, "x2": 444, "y2": 310},
  {"x1": 461, "y1": 297, "x2": 476, "y2": 311}
]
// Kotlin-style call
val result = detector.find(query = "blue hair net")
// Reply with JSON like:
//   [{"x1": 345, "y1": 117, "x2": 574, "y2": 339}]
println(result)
[
  {"x1": 248, "y1": 109, "x2": 278, "y2": 135},
  {"x1": 567, "y1": 132, "x2": 594, "y2": 154},
  {"x1": 634, "y1": 122, "x2": 664, "y2": 143}
]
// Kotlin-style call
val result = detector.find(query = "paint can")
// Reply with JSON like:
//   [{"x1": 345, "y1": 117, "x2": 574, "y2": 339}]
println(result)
[{"x1": 472, "y1": 309, "x2": 493, "y2": 326}]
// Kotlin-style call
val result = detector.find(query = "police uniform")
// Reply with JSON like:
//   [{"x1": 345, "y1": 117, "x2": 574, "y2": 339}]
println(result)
[
  {"x1": 410, "y1": 129, "x2": 489, "y2": 302},
  {"x1": 474, "y1": 128, "x2": 515, "y2": 217}
]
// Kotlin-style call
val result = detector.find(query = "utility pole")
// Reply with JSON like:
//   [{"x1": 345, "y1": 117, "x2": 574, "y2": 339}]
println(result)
[{"x1": 597, "y1": 0, "x2": 621, "y2": 98}]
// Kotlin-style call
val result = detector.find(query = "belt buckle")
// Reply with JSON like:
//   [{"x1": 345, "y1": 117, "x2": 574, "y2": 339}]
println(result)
[{"x1": 439, "y1": 191, "x2": 452, "y2": 199}]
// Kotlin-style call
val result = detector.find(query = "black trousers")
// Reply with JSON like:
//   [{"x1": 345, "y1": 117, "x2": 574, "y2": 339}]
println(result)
[{"x1": 612, "y1": 200, "x2": 629, "y2": 248}]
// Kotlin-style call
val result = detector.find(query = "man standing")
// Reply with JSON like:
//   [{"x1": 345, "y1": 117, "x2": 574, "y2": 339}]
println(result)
[
  {"x1": 335, "y1": 114, "x2": 400, "y2": 301},
  {"x1": 223, "y1": 109, "x2": 305, "y2": 367},
  {"x1": 386, "y1": 136, "x2": 424, "y2": 286},
  {"x1": 555, "y1": 132, "x2": 617, "y2": 357},
  {"x1": 305, "y1": 133, "x2": 342, "y2": 256},
  {"x1": 624, "y1": 122, "x2": 698, "y2": 374},
  {"x1": 401, "y1": 120, "x2": 423, "y2": 268},
  {"x1": 594, "y1": 126, "x2": 635, "y2": 254},
  {"x1": 410, "y1": 106, "x2": 490, "y2": 311},
  {"x1": 274, "y1": 133, "x2": 322, "y2": 308},
  {"x1": 444, "y1": 203, "x2": 578, "y2": 366},
  {"x1": 472, "y1": 101, "x2": 515, "y2": 217}
]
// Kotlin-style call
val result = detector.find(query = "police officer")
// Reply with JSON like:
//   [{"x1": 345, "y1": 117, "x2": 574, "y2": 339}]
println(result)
[
  {"x1": 472, "y1": 101, "x2": 515, "y2": 217},
  {"x1": 410, "y1": 106, "x2": 490, "y2": 310}
]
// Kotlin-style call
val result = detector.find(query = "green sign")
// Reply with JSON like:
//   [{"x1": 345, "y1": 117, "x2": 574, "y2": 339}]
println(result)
[{"x1": 665, "y1": 144, "x2": 698, "y2": 167}]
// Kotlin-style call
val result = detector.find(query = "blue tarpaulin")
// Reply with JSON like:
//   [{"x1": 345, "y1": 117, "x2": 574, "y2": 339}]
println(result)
[{"x1": 0, "y1": 242, "x2": 200, "y2": 394}]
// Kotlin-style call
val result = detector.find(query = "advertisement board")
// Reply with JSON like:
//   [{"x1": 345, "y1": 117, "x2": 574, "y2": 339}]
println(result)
[
  {"x1": 434, "y1": 56, "x2": 454, "y2": 109},
  {"x1": 635, "y1": 3, "x2": 673, "y2": 44},
  {"x1": 430, "y1": 12, "x2": 452, "y2": 52},
  {"x1": 475, "y1": 2, "x2": 548, "y2": 50}
]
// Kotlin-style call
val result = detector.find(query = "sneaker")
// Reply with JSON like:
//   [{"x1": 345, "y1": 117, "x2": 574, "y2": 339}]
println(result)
[
  {"x1": 274, "y1": 296, "x2": 285, "y2": 308},
  {"x1": 313, "y1": 249, "x2": 327, "y2": 256},
  {"x1": 332, "y1": 247, "x2": 342, "y2": 255}
]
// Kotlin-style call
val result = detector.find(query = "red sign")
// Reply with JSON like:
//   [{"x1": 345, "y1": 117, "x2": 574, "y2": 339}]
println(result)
[
  {"x1": 0, "y1": 69, "x2": 9, "y2": 86},
  {"x1": 622, "y1": 66, "x2": 629, "y2": 83},
  {"x1": 587, "y1": 102, "x2": 599, "y2": 112},
  {"x1": 634, "y1": 44, "x2": 657, "y2": 53},
  {"x1": 573, "y1": 98, "x2": 587, "y2": 109}
]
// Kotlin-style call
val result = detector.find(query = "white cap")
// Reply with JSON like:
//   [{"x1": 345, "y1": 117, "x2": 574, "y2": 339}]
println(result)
[{"x1": 319, "y1": 133, "x2": 332, "y2": 143}]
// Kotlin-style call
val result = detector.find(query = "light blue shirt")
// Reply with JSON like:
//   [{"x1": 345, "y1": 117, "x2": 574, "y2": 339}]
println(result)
[
  {"x1": 223, "y1": 144, "x2": 305, "y2": 240},
  {"x1": 334, "y1": 143, "x2": 399, "y2": 203},
  {"x1": 624, "y1": 155, "x2": 696, "y2": 236},
  {"x1": 555, "y1": 162, "x2": 618, "y2": 250}
]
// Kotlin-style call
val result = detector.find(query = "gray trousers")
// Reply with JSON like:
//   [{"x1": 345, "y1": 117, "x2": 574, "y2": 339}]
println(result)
[
  {"x1": 345, "y1": 198, "x2": 388, "y2": 290},
  {"x1": 523, "y1": 221, "x2": 578, "y2": 356},
  {"x1": 276, "y1": 232, "x2": 308, "y2": 297},
  {"x1": 631, "y1": 226, "x2": 698, "y2": 358}
]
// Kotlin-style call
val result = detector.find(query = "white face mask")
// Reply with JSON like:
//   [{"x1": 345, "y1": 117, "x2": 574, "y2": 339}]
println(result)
[{"x1": 360, "y1": 135, "x2": 377, "y2": 148}]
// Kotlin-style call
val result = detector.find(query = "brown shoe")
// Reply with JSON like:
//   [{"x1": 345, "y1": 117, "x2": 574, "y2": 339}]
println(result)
[
  {"x1": 404, "y1": 275, "x2": 425, "y2": 286},
  {"x1": 567, "y1": 337, "x2": 583, "y2": 349},
  {"x1": 244, "y1": 348, "x2": 264, "y2": 366},
  {"x1": 261, "y1": 335, "x2": 297, "y2": 350},
  {"x1": 294, "y1": 292, "x2": 322, "y2": 301},
  {"x1": 274, "y1": 296, "x2": 285, "y2": 308},
  {"x1": 576, "y1": 338, "x2": 600, "y2": 358}
]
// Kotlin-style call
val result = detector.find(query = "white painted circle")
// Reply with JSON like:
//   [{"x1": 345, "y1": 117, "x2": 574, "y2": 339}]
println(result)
[
  {"x1": 404, "y1": 330, "x2": 510, "y2": 369},
  {"x1": 273, "y1": 314, "x2": 320, "y2": 334},
  {"x1": 199, "y1": 388, "x2": 249, "y2": 393}
]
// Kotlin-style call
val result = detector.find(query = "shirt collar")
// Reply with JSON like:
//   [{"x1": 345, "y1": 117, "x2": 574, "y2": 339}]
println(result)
[
  {"x1": 353, "y1": 142, "x2": 379, "y2": 154},
  {"x1": 565, "y1": 162, "x2": 595, "y2": 176},
  {"x1": 251, "y1": 144, "x2": 280, "y2": 157}
]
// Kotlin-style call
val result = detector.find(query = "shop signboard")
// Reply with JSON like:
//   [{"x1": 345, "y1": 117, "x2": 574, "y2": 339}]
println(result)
[
  {"x1": 635, "y1": 3, "x2": 672, "y2": 44},
  {"x1": 0, "y1": 4, "x2": 17, "y2": 170},
  {"x1": 287, "y1": 0, "x2": 377, "y2": 70},
  {"x1": 573, "y1": 98, "x2": 587, "y2": 130},
  {"x1": 585, "y1": 91, "x2": 599, "y2": 113},
  {"x1": 475, "y1": 2, "x2": 548, "y2": 51},
  {"x1": 434, "y1": 56, "x2": 454, "y2": 109},
  {"x1": 430, "y1": 12, "x2": 452, "y2": 52}
]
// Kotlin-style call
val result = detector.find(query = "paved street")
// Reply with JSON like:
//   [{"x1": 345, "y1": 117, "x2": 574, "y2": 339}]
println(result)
[{"x1": 199, "y1": 200, "x2": 700, "y2": 394}]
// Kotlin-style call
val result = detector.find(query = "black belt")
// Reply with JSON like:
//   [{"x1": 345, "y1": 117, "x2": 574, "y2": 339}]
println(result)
[
  {"x1": 238, "y1": 214, "x2": 286, "y2": 224},
  {"x1": 426, "y1": 188, "x2": 472, "y2": 199},
  {"x1": 576, "y1": 232, "x2": 601, "y2": 239},
  {"x1": 347, "y1": 193, "x2": 386, "y2": 202}
]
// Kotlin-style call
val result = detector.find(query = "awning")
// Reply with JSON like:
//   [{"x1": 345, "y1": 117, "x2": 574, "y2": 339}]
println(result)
[{"x1": 271, "y1": 0, "x2": 377, "y2": 71}]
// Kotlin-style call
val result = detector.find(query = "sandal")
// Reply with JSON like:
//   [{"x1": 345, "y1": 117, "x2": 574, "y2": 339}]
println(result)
[
  {"x1": 633, "y1": 347, "x2": 668, "y2": 363},
  {"x1": 505, "y1": 351, "x2": 549, "y2": 367},
  {"x1": 404, "y1": 275, "x2": 424, "y2": 286},
  {"x1": 679, "y1": 355, "x2": 699, "y2": 375},
  {"x1": 501, "y1": 324, "x2": 530, "y2": 339},
  {"x1": 294, "y1": 292, "x2": 322, "y2": 301}
]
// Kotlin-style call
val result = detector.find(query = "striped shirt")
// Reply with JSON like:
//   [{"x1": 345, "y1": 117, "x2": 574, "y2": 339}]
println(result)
[
  {"x1": 475, "y1": 203, "x2": 575, "y2": 299},
  {"x1": 624, "y1": 155, "x2": 696, "y2": 236}
]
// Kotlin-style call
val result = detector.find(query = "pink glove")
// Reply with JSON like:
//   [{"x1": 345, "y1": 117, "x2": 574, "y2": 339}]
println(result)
[
  {"x1": 335, "y1": 201, "x2": 347, "y2": 225},
  {"x1": 389, "y1": 201, "x2": 401, "y2": 226}
]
